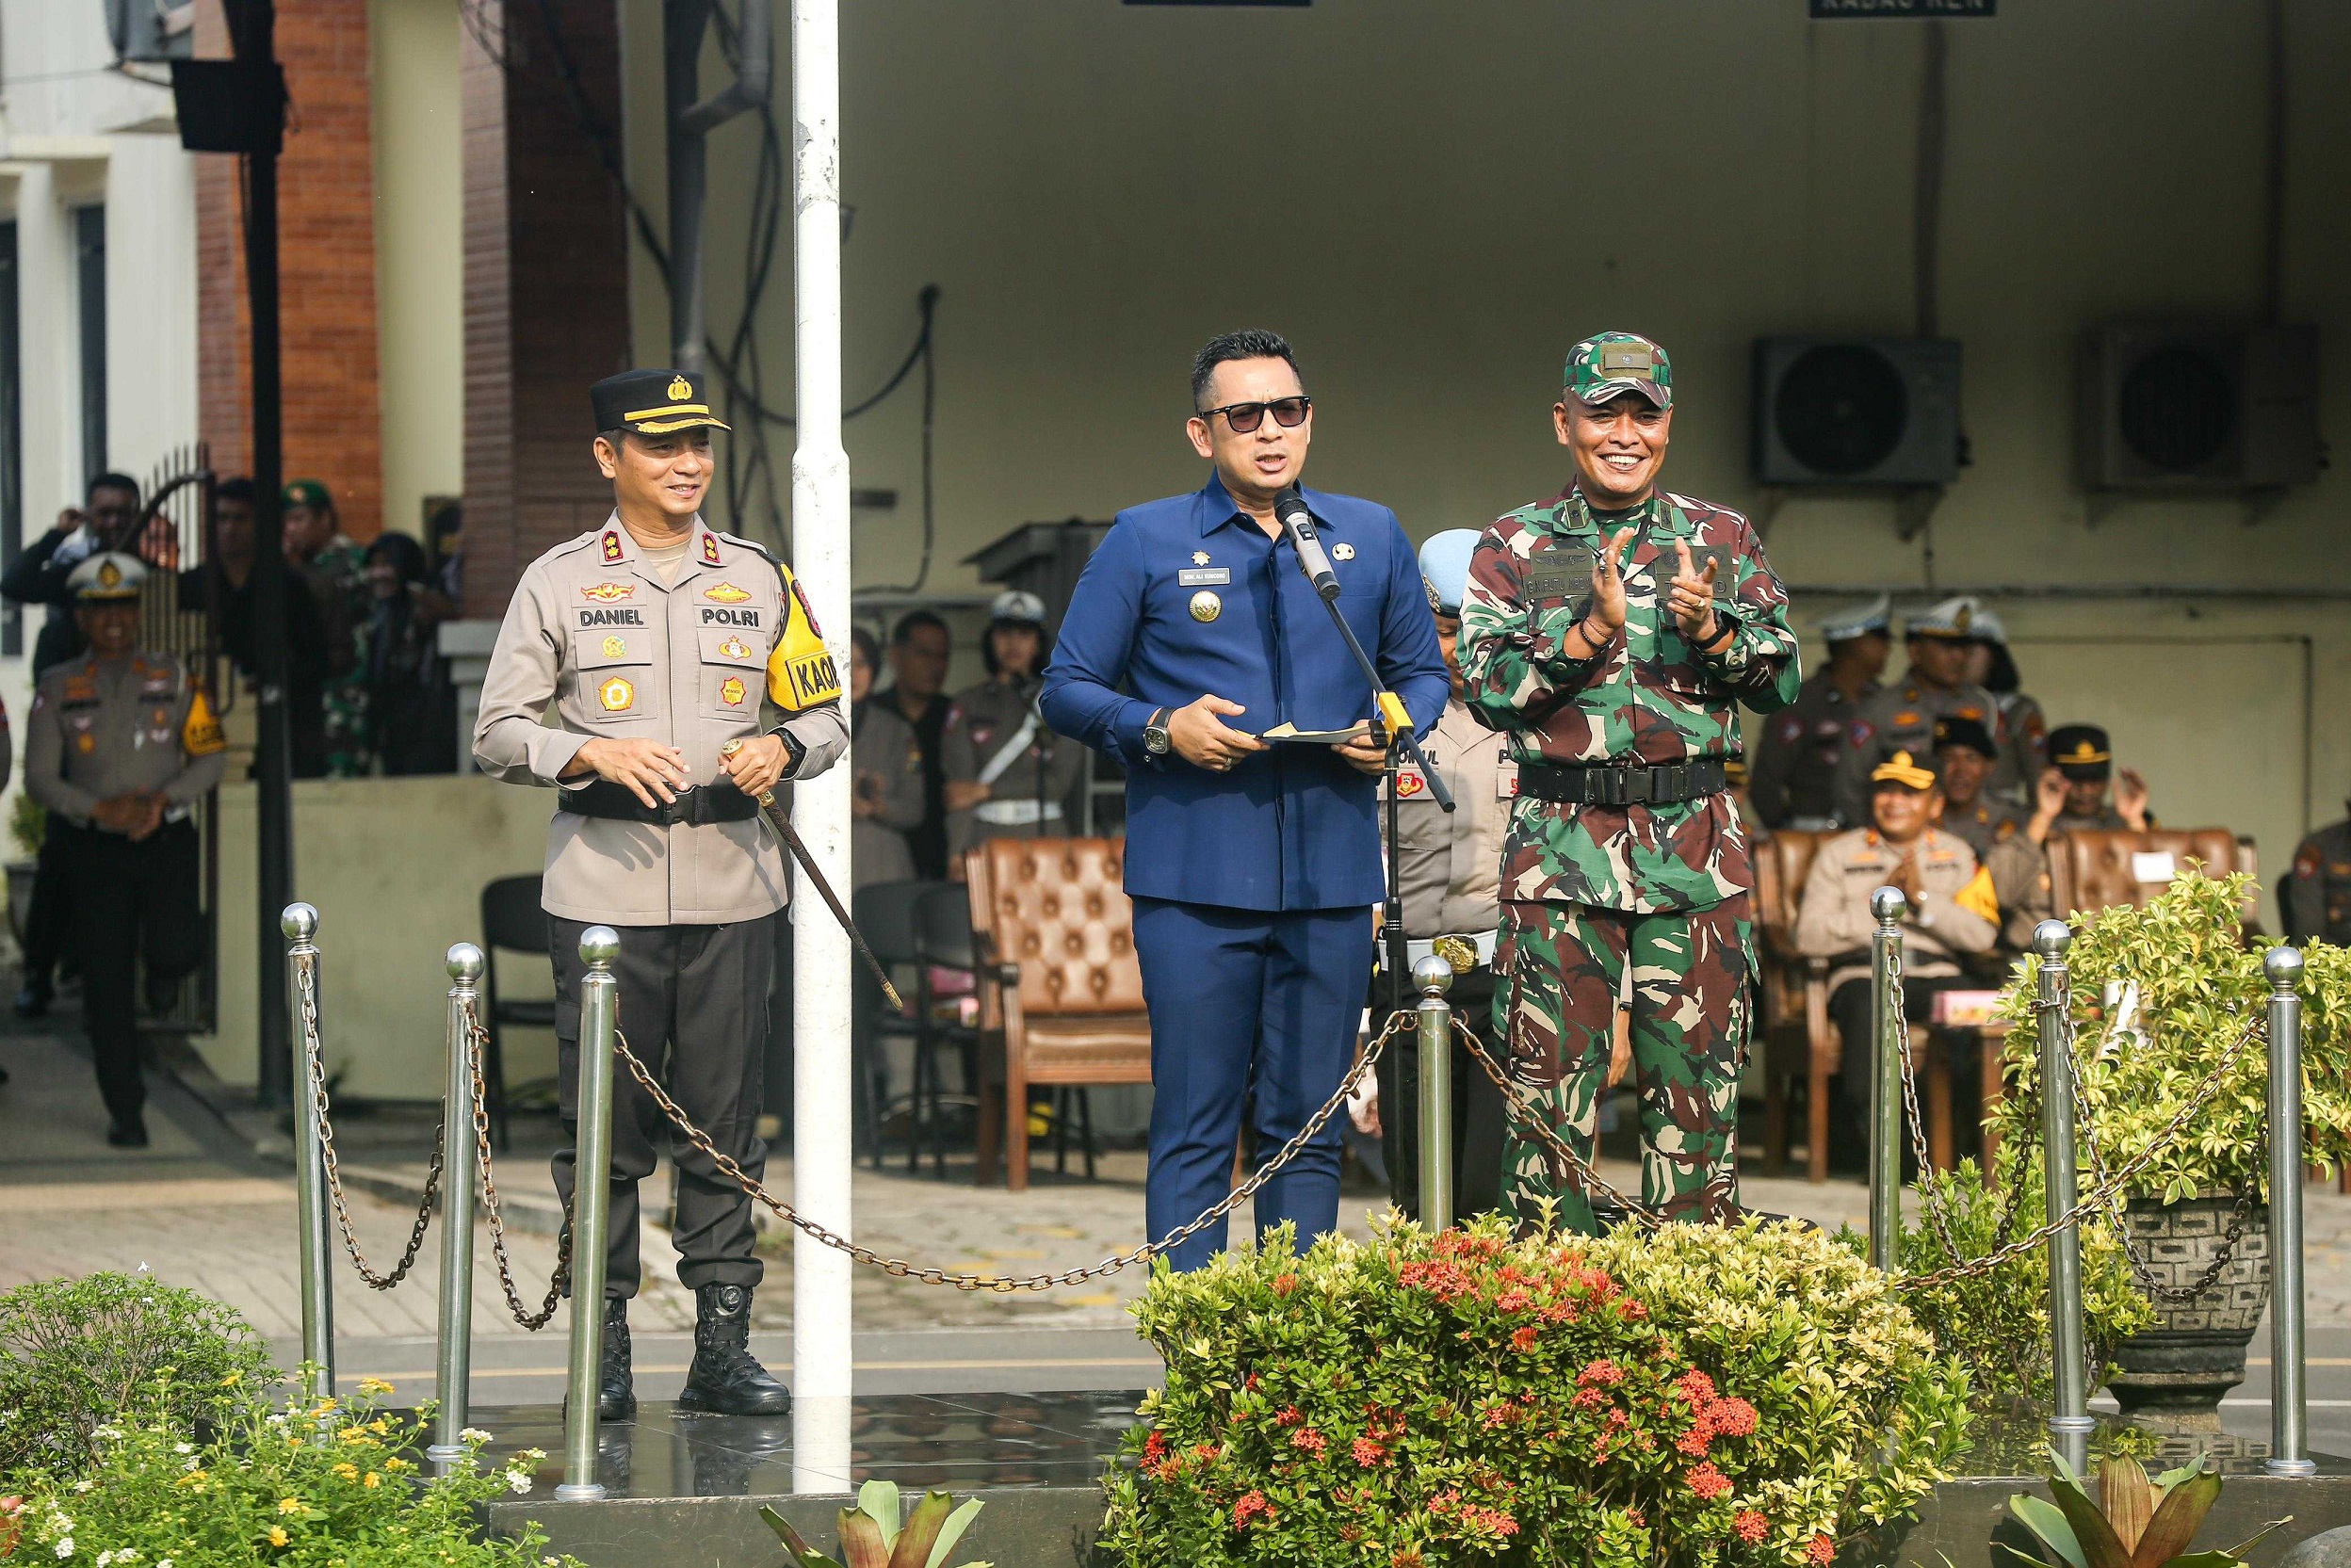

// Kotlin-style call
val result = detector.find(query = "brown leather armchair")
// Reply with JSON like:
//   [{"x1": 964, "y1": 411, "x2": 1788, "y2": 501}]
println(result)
[
  {"x1": 1753, "y1": 831, "x2": 1835, "y2": 1182},
  {"x1": 2046, "y1": 829, "x2": 2259, "y2": 926},
  {"x1": 964, "y1": 836, "x2": 1155, "y2": 1190}
]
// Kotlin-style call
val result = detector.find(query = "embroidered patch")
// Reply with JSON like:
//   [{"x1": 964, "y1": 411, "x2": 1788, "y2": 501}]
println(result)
[
  {"x1": 601, "y1": 531, "x2": 624, "y2": 564},
  {"x1": 791, "y1": 578, "x2": 824, "y2": 639},
  {"x1": 1848, "y1": 719, "x2": 1876, "y2": 749},
  {"x1": 602, "y1": 636, "x2": 628, "y2": 658},
  {"x1": 705, "y1": 582, "x2": 752, "y2": 604},
  {"x1": 599, "y1": 676, "x2": 635, "y2": 712},
  {"x1": 581, "y1": 581, "x2": 635, "y2": 603},
  {"x1": 719, "y1": 636, "x2": 753, "y2": 660},
  {"x1": 720, "y1": 675, "x2": 747, "y2": 706},
  {"x1": 75, "y1": 733, "x2": 95, "y2": 753}
]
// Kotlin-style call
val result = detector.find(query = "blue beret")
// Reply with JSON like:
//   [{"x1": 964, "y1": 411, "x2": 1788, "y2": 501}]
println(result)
[{"x1": 1417, "y1": 529, "x2": 1483, "y2": 618}]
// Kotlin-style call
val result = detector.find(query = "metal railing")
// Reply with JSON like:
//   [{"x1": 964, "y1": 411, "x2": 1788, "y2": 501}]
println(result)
[{"x1": 273, "y1": 893, "x2": 2320, "y2": 1495}]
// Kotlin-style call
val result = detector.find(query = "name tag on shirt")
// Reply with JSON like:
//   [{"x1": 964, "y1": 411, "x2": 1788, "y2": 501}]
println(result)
[
  {"x1": 1523, "y1": 544, "x2": 1593, "y2": 604},
  {"x1": 1178, "y1": 567, "x2": 1231, "y2": 587},
  {"x1": 1498, "y1": 761, "x2": 1519, "y2": 799}
]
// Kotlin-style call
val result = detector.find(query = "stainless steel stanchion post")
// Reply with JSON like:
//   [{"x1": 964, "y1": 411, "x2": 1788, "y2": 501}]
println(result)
[
  {"x1": 283, "y1": 902, "x2": 334, "y2": 1402},
  {"x1": 1413, "y1": 955, "x2": 1455, "y2": 1234},
  {"x1": 428, "y1": 944, "x2": 486, "y2": 1468},
  {"x1": 1869, "y1": 888, "x2": 1905, "y2": 1273},
  {"x1": 2264, "y1": 944, "x2": 2315, "y2": 1477},
  {"x1": 2035, "y1": 920, "x2": 2094, "y2": 1471},
  {"x1": 557, "y1": 927, "x2": 622, "y2": 1502}
]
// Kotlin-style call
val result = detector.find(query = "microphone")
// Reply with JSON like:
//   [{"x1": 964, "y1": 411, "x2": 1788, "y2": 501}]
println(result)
[{"x1": 1274, "y1": 486, "x2": 1341, "y2": 602}]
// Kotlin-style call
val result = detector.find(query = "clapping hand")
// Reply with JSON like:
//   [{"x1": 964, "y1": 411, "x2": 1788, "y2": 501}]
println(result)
[
  {"x1": 2116, "y1": 767, "x2": 2150, "y2": 831},
  {"x1": 1668, "y1": 539, "x2": 1722, "y2": 645},
  {"x1": 1586, "y1": 527, "x2": 1637, "y2": 634}
]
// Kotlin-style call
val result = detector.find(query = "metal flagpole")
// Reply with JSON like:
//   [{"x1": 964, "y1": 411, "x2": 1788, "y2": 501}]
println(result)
[{"x1": 789, "y1": 0, "x2": 855, "y2": 1491}]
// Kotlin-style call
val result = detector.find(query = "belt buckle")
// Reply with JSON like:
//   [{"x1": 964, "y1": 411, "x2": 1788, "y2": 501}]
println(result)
[
  {"x1": 1433, "y1": 934, "x2": 1478, "y2": 975},
  {"x1": 1618, "y1": 768, "x2": 1649, "y2": 805}
]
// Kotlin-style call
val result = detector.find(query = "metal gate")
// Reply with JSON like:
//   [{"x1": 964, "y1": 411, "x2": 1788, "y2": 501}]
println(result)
[{"x1": 134, "y1": 443, "x2": 221, "y2": 1034}]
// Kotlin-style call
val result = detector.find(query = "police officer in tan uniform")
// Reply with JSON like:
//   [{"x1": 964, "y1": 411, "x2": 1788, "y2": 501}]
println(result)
[
  {"x1": 1357, "y1": 530, "x2": 1512, "y2": 1220},
  {"x1": 1829, "y1": 596, "x2": 2007, "y2": 829},
  {"x1": 24, "y1": 553, "x2": 225, "y2": 1146},
  {"x1": 1932, "y1": 714, "x2": 2050, "y2": 957},
  {"x1": 1795, "y1": 749, "x2": 1999, "y2": 1164},
  {"x1": 474, "y1": 369, "x2": 847, "y2": 1421}
]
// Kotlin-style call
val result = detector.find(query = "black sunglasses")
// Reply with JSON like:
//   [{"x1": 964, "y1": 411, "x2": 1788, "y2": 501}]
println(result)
[{"x1": 1197, "y1": 396, "x2": 1311, "y2": 433}]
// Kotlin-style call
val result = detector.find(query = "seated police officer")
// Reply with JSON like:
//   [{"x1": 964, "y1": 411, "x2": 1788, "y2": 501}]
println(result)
[
  {"x1": 24, "y1": 553, "x2": 225, "y2": 1147},
  {"x1": 475, "y1": 368, "x2": 848, "y2": 1419}
]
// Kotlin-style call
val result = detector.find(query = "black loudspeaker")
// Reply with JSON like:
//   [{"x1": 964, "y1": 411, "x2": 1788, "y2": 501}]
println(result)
[
  {"x1": 170, "y1": 59, "x2": 287, "y2": 156},
  {"x1": 2078, "y1": 324, "x2": 2320, "y2": 491},
  {"x1": 1752, "y1": 338, "x2": 1963, "y2": 486}
]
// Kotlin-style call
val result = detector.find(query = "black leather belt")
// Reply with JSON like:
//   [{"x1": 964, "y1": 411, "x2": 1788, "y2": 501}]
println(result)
[
  {"x1": 1518, "y1": 757, "x2": 1729, "y2": 807},
  {"x1": 559, "y1": 778, "x2": 762, "y2": 826}
]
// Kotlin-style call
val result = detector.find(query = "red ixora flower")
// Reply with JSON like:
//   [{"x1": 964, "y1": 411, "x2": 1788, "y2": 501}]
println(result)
[
  {"x1": 1687, "y1": 1462, "x2": 1732, "y2": 1500},
  {"x1": 1273, "y1": 1272, "x2": 1299, "y2": 1297},
  {"x1": 1675, "y1": 1368, "x2": 1718, "y2": 1406},
  {"x1": 1143, "y1": 1431, "x2": 1168, "y2": 1464},
  {"x1": 1734, "y1": 1510, "x2": 1769, "y2": 1544},
  {"x1": 1291, "y1": 1427, "x2": 1327, "y2": 1456},
  {"x1": 1352, "y1": 1436, "x2": 1387, "y2": 1467},
  {"x1": 1495, "y1": 1288, "x2": 1532, "y2": 1314},
  {"x1": 1807, "y1": 1532, "x2": 1837, "y2": 1563},
  {"x1": 1511, "y1": 1325, "x2": 1541, "y2": 1352},
  {"x1": 1233, "y1": 1490, "x2": 1275, "y2": 1528},
  {"x1": 1579, "y1": 1358, "x2": 1625, "y2": 1387},
  {"x1": 1275, "y1": 1405, "x2": 1304, "y2": 1428}
]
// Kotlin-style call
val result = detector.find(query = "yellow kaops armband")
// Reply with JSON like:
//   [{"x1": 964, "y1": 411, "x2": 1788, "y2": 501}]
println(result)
[
  {"x1": 1954, "y1": 865, "x2": 2000, "y2": 926},
  {"x1": 184, "y1": 684, "x2": 226, "y2": 757},
  {"x1": 766, "y1": 570, "x2": 842, "y2": 713}
]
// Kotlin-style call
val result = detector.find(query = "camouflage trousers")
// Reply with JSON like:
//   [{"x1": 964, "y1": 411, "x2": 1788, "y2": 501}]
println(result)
[{"x1": 1493, "y1": 896, "x2": 1753, "y2": 1236}]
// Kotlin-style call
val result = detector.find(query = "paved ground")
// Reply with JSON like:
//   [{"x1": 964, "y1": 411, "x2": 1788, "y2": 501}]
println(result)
[{"x1": 15, "y1": 1005, "x2": 2351, "y2": 1454}]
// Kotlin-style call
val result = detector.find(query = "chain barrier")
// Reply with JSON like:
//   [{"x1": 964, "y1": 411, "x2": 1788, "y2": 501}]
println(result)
[
  {"x1": 1451, "y1": 1016, "x2": 1662, "y2": 1224},
  {"x1": 2061, "y1": 1010, "x2": 2260, "y2": 1303},
  {"x1": 295, "y1": 953, "x2": 443, "y2": 1291},
  {"x1": 609, "y1": 1010, "x2": 1409, "y2": 1292},
  {"x1": 459, "y1": 999, "x2": 572, "y2": 1330}
]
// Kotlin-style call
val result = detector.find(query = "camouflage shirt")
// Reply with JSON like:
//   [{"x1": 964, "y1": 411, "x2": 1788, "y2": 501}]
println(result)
[{"x1": 1458, "y1": 484, "x2": 1801, "y2": 913}]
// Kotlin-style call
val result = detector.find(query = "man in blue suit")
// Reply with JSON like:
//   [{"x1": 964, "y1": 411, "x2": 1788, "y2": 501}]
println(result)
[{"x1": 1041, "y1": 329, "x2": 1450, "y2": 1270}]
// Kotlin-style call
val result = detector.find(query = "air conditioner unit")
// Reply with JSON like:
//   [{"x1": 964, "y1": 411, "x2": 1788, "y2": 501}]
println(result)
[
  {"x1": 1752, "y1": 337, "x2": 1962, "y2": 486},
  {"x1": 105, "y1": 0, "x2": 194, "y2": 64},
  {"x1": 2078, "y1": 323, "x2": 2320, "y2": 490}
]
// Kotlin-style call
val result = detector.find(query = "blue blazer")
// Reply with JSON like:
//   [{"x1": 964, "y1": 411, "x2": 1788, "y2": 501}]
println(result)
[{"x1": 1040, "y1": 475, "x2": 1450, "y2": 913}]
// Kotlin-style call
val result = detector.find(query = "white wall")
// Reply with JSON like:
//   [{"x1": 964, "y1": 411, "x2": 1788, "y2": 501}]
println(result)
[
  {"x1": 609, "y1": 0, "x2": 2350, "y2": 891},
  {"x1": 370, "y1": 0, "x2": 463, "y2": 542}
]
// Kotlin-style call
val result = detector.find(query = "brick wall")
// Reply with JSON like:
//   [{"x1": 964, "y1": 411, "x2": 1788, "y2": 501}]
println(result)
[
  {"x1": 460, "y1": 0, "x2": 630, "y2": 617},
  {"x1": 193, "y1": 1, "x2": 384, "y2": 542}
]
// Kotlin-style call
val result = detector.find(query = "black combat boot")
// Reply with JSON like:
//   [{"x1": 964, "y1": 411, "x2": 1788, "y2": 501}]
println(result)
[
  {"x1": 597, "y1": 1297, "x2": 637, "y2": 1421},
  {"x1": 675, "y1": 1284, "x2": 790, "y2": 1416}
]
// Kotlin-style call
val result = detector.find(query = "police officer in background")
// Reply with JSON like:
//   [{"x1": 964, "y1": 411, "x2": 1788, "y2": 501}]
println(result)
[
  {"x1": 474, "y1": 368, "x2": 847, "y2": 1419},
  {"x1": 1932, "y1": 715, "x2": 2051, "y2": 958},
  {"x1": 1357, "y1": 529, "x2": 1513, "y2": 1222},
  {"x1": 1041, "y1": 329, "x2": 1449, "y2": 1269},
  {"x1": 1459, "y1": 331, "x2": 1801, "y2": 1234},
  {"x1": 941, "y1": 590, "x2": 1087, "y2": 864},
  {"x1": 2027, "y1": 724, "x2": 2149, "y2": 842},
  {"x1": 2284, "y1": 800, "x2": 2351, "y2": 948},
  {"x1": 24, "y1": 554, "x2": 224, "y2": 1146},
  {"x1": 1830, "y1": 596, "x2": 2007, "y2": 830},
  {"x1": 1749, "y1": 594, "x2": 1889, "y2": 832}
]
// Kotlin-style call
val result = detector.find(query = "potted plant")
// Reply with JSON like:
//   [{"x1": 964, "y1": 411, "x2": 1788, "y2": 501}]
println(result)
[
  {"x1": 1999, "y1": 1447, "x2": 2280, "y2": 1567},
  {"x1": 1990, "y1": 869, "x2": 2351, "y2": 1426}
]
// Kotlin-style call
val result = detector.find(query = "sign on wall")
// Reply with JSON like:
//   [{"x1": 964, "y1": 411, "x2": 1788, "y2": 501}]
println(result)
[{"x1": 1811, "y1": 0, "x2": 1993, "y2": 15}]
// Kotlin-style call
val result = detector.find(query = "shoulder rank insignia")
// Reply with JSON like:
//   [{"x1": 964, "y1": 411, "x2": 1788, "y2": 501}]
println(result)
[
  {"x1": 600, "y1": 530, "x2": 625, "y2": 564},
  {"x1": 599, "y1": 676, "x2": 635, "y2": 712},
  {"x1": 581, "y1": 581, "x2": 634, "y2": 603},
  {"x1": 705, "y1": 582, "x2": 752, "y2": 604},
  {"x1": 790, "y1": 578, "x2": 824, "y2": 639},
  {"x1": 702, "y1": 533, "x2": 723, "y2": 566}
]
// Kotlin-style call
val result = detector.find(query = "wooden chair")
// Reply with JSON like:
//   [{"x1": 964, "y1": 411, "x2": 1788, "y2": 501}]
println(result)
[
  {"x1": 2046, "y1": 828, "x2": 2259, "y2": 926},
  {"x1": 1754, "y1": 832, "x2": 1990, "y2": 1182},
  {"x1": 964, "y1": 836, "x2": 1155, "y2": 1191}
]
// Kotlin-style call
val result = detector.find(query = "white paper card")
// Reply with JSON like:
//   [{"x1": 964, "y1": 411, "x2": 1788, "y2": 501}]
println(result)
[{"x1": 2132, "y1": 850, "x2": 2178, "y2": 884}]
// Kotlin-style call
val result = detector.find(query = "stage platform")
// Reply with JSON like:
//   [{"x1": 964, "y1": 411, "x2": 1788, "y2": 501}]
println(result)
[{"x1": 468, "y1": 1402, "x2": 2351, "y2": 1568}]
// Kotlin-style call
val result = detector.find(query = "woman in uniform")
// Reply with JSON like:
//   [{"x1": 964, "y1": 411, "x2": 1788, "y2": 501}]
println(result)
[{"x1": 941, "y1": 590, "x2": 1087, "y2": 865}]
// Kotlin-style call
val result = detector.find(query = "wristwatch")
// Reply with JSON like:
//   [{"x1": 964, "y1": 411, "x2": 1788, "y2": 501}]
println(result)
[
  {"x1": 1143, "y1": 707, "x2": 1173, "y2": 756},
  {"x1": 773, "y1": 728, "x2": 807, "y2": 778}
]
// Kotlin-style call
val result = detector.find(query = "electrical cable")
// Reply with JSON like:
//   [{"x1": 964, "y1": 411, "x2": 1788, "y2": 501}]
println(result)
[{"x1": 502, "y1": 0, "x2": 936, "y2": 587}]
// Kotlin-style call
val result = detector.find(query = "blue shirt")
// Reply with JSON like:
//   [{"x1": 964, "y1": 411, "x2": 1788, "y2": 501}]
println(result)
[{"x1": 1041, "y1": 475, "x2": 1450, "y2": 913}]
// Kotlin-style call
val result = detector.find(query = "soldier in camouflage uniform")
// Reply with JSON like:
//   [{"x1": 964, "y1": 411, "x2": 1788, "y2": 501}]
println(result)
[{"x1": 1458, "y1": 332, "x2": 1801, "y2": 1235}]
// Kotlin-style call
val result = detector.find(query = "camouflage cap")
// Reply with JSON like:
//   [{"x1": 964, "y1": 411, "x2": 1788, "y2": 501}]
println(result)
[{"x1": 1564, "y1": 331, "x2": 1673, "y2": 411}]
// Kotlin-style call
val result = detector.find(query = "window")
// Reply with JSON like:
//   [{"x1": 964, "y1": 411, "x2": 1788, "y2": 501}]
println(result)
[{"x1": 73, "y1": 202, "x2": 105, "y2": 482}]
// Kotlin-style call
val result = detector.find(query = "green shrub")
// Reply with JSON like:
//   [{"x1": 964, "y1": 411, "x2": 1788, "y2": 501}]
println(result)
[
  {"x1": 1867, "y1": 1154, "x2": 2153, "y2": 1414},
  {"x1": 1987, "y1": 869, "x2": 2351, "y2": 1203},
  {"x1": 0, "y1": 1273, "x2": 273, "y2": 1482},
  {"x1": 1100, "y1": 1216, "x2": 1973, "y2": 1568},
  {"x1": 3, "y1": 1379, "x2": 578, "y2": 1567}
]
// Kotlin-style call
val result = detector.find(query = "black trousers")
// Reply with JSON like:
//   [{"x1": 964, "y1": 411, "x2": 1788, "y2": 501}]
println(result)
[
  {"x1": 21, "y1": 828, "x2": 73, "y2": 986},
  {"x1": 55, "y1": 818, "x2": 203, "y2": 1124},
  {"x1": 1371, "y1": 965, "x2": 1508, "y2": 1223},
  {"x1": 550, "y1": 913, "x2": 774, "y2": 1299}
]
